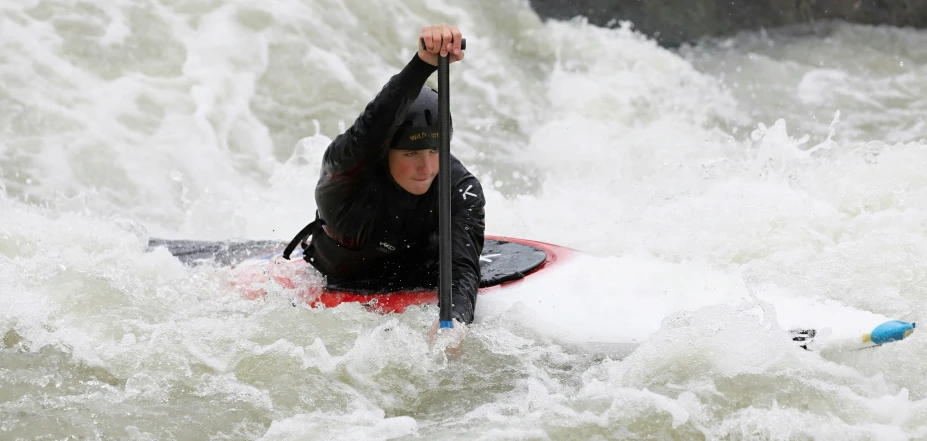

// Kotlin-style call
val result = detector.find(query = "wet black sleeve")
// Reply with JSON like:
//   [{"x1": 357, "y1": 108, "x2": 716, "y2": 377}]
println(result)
[
  {"x1": 321, "y1": 54, "x2": 437, "y2": 176},
  {"x1": 450, "y1": 172, "x2": 486, "y2": 324}
]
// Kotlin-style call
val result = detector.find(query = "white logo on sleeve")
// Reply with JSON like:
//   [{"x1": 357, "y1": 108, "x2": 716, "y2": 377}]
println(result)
[
  {"x1": 460, "y1": 184, "x2": 478, "y2": 200},
  {"x1": 480, "y1": 253, "x2": 501, "y2": 263}
]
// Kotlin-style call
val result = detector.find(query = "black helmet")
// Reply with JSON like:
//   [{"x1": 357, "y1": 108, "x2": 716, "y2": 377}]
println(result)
[{"x1": 389, "y1": 86, "x2": 452, "y2": 150}]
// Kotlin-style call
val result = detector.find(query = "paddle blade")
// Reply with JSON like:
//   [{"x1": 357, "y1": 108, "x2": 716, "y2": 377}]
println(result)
[{"x1": 866, "y1": 320, "x2": 915, "y2": 345}]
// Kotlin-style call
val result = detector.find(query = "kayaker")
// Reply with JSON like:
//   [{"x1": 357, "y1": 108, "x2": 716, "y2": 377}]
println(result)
[{"x1": 284, "y1": 24, "x2": 485, "y2": 326}]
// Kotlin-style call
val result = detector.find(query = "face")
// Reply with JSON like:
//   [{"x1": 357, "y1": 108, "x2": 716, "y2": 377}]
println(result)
[{"x1": 387, "y1": 148, "x2": 439, "y2": 195}]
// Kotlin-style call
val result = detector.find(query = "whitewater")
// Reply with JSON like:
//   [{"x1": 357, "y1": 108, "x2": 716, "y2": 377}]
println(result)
[{"x1": 2, "y1": 0, "x2": 927, "y2": 439}]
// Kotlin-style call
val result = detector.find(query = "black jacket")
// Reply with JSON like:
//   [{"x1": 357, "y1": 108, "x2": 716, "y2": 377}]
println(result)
[{"x1": 305, "y1": 54, "x2": 485, "y2": 323}]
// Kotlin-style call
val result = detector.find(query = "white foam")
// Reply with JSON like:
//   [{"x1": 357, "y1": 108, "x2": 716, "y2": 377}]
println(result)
[
  {"x1": 259, "y1": 410, "x2": 418, "y2": 441},
  {"x1": 3, "y1": 2, "x2": 927, "y2": 438}
]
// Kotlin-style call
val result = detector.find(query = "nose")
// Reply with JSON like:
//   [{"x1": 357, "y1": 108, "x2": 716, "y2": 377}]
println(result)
[{"x1": 419, "y1": 154, "x2": 436, "y2": 175}]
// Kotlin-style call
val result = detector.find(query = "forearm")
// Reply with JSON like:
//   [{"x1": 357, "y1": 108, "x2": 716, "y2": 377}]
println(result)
[
  {"x1": 449, "y1": 174, "x2": 486, "y2": 324},
  {"x1": 451, "y1": 258, "x2": 481, "y2": 323}
]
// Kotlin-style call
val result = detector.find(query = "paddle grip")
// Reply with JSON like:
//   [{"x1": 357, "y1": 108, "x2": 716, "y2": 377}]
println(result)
[{"x1": 420, "y1": 37, "x2": 466, "y2": 51}]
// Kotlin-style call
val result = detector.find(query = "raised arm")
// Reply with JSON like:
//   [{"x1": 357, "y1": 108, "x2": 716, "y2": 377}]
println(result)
[{"x1": 322, "y1": 55, "x2": 437, "y2": 176}]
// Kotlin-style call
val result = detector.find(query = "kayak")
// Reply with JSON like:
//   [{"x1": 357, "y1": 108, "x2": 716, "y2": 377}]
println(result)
[
  {"x1": 148, "y1": 235, "x2": 575, "y2": 313},
  {"x1": 147, "y1": 236, "x2": 914, "y2": 353}
]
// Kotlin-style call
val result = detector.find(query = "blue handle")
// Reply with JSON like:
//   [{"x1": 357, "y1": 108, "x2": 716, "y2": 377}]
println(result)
[{"x1": 870, "y1": 320, "x2": 915, "y2": 345}]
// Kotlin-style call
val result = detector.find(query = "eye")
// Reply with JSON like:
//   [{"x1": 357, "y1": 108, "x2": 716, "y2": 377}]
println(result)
[
  {"x1": 429, "y1": 148, "x2": 439, "y2": 154},
  {"x1": 404, "y1": 151, "x2": 418, "y2": 157}
]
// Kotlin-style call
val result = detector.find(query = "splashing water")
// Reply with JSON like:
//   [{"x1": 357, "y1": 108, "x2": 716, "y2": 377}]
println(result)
[{"x1": 2, "y1": 1, "x2": 927, "y2": 439}]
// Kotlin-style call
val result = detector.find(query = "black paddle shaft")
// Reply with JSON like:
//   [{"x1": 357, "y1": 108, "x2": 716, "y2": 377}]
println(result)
[
  {"x1": 438, "y1": 54, "x2": 452, "y2": 324},
  {"x1": 420, "y1": 36, "x2": 465, "y2": 325}
]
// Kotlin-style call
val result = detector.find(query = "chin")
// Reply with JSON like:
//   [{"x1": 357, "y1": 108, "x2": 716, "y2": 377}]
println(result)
[
  {"x1": 405, "y1": 180, "x2": 433, "y2": 195},
  {"x1": 409, "y1": 185, "x2": 430, "y2": 195}
]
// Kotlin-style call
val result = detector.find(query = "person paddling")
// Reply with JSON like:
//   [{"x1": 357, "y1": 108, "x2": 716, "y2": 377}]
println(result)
[{"x1": 284, "y1": 24, "x2": 485, "y2": 326}]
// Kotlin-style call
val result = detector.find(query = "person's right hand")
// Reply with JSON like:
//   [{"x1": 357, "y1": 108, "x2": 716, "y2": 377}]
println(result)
[{"x1": 418, "y1": 24, "x2": 464, "y2": 67}]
